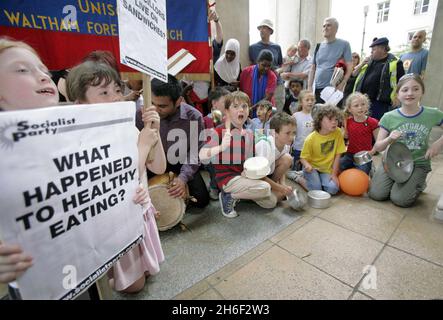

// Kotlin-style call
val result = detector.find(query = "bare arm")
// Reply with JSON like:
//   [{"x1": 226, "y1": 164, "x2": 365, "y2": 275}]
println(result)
[
  {"x1": 373, "y1": 127, "x2": 402, "y2": 153},
  {"x1": 308, "y1": 64, "x2": 316, "y2": 92},
  {"x1": 425, "y1": 124, "x2": 443, "y2": 159},
  {"x1": 139, "y1": 107, "x2": 166, "y2": 175},
  {"x1": 209, "y1": 10, "x2": 223, "y2": 45},
  {"x1": 199, "y1": 126, "x2": 231, "y2": 162},
  {"x1": 281, "y1": 71, "x2": 309, "y2": 81},
  {"x1": 146, "y1": 137, "x2": 166, "y2": 175},
  {"x1": 331, "y1": 154, "x2": 341, "y2": 178},
  {"x1": 262, "y1": 176, "x2": 292, "y2": 199},
  {"x1": 300, "y1": 158, "x2": 313, "y2": 172},
  {"x1": 199, "y1": 145, "x2": 223, "y2": 162},
  {"x1": 352, "y1": 57, "x2": 370, "y2": 77},
  {"x1": 368, "y1": 127, "x2": 380, "y2": 155}
]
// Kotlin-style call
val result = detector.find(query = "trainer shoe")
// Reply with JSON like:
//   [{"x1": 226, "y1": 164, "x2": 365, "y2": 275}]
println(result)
[
  {"x1": 286, "y1": 170, "x2": 308, "y2": 190},
  {"x1": 219, "y1": 191, "x2": 239, "y2": 218},
  {"x1": 209, "y1": 187, "x2": 219, "y2": 200}
]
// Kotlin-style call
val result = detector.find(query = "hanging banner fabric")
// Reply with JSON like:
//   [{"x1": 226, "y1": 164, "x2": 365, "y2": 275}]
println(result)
[{"x1": 0, "y1": 0, "x2": 210, "y2": 74}]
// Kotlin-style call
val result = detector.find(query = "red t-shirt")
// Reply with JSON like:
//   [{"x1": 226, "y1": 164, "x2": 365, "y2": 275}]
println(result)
[
  {"x1": 205, "y1": 125, "x2": 255, "y2": 189},
  {"x1": 346, "y1": 116, "x2": 379, "y2": 154}
]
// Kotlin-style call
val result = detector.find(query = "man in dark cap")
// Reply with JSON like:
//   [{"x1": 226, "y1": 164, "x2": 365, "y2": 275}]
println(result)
[{"x1": 353, "y1": 37, "x2": 405, "y2": 120}]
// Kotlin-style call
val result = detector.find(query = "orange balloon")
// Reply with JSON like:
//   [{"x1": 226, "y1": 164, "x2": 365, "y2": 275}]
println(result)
[{"x1": 338, "y1": 168, "x2": 369, "y2": 196}]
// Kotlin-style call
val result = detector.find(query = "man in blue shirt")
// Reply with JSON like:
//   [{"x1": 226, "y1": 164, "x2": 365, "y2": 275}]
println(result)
[
  {"x1": 400, "y1": 30, "x2": 428, "y2": 78},
  {"x1": 308, "y1": 17, "x2": 353, "y2": 104}
]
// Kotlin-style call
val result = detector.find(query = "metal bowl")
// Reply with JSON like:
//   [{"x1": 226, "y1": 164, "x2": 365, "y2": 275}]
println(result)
[
  {"x1": 286, "y1": 189, "x2": 308, "y2": 211},
  {"x1": 307, "y1": 190, "x2": 332, "y2": 209},
  {"x1": 382, "y1": 142, "x2": 414, "y2": 183},
  {"x1": 353, "y1": 151, "x2": 372, "y2": 166}
]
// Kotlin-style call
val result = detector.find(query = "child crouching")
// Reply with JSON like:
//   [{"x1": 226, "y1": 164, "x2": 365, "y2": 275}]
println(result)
[
  {"x1": 300, "y1": 105, "x2": 346, "y2": 195},
  {"x1": 199, "y1": 91, "x2": 277, "y2": 218}
]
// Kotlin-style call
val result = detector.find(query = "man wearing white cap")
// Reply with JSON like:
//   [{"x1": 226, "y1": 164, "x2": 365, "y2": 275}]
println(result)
[{"x1": 249, "y1": 19, "x2": 284, "y2": 112}]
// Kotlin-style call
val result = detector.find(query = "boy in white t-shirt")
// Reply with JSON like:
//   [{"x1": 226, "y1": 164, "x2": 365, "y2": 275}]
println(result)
[{"x1": 255, "y1": 112, "x2": 295, "y2": 202}]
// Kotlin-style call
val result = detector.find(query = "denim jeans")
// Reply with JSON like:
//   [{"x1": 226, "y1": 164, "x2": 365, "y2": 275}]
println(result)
[
  {"x1": 291, "y1": 149, "x2": 302, "y2": 171},
  {"x1": 303, "y1": 169, "x2": 339, "y2": 195},
  {"x1": 340, "y1": 152, "x2": 372, "y2": 175}
]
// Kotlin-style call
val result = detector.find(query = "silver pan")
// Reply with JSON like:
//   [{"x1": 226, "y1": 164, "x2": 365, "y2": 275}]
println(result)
[{"x1": 382, "y1": 142, "x2": 414, "y2": 183}]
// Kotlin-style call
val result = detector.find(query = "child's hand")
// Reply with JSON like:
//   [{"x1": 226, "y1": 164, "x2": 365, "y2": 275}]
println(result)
[
  {"x1": 368, "y1": 149, "x2": 376, "y2": 156},
  {"x1": 331, "y1": 175, "x2": 340, "y2": 188},
  {"x1": 142, "y1": 106, "x2": 160, "y2": 130},
  {"x1": 220, "y1": 131, "x2": 232, "y2": 152},
  {"x1": 279, "y1": 184, "x2": 293, "y2": 196},
  {"x1": 0, "y1": 242, "x2": 33, "y2": 283},
  {"x1": 304, "y1": 163, "x2": 313, "y2": 173},
  {"x1": 124, "y1": 90, "x2": 141, "y2": 102},
  {"x1": 425, "y1": 140, "x2": 443, "y2": 159},
  {"x1": 388, "y1": 130, "x2": 402, "y2": 142},
  {"x1": 208, "y1": 9, "x2": 219, "y2": 22},
  {"x1": 132, "y1": 184, "x2": 149, "y2": 205}
]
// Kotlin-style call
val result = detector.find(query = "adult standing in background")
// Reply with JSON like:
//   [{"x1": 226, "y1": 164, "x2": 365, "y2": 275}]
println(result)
[
  {"x1": 308, "y1": 17, "x2": 353, "y2": 103},
  {"x1": 214, "y1": 38, "x2": 241, "y2": 90},
  {"x1": 240, "y1": 49, "x2": 277, "y2": 115},
  {"x1": 354, "y1": 37, "x2": 405, "y2": 120},
  {"x1": 400, "y1": 30, "x2": 428, "y2": 79},
  {"x1": 280, "y1": 39, "x2": 312, "y2": 89},
  {"x1": 343, "y1": 52, "x2": 361, "y2": 101},
  {"x1": 249, "y1": 19, "x2": 284, "y2": 112}
]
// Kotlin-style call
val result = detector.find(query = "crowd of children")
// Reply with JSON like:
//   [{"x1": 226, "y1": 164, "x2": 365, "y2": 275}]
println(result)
[{"x1": 1, "y1": 36, "x2": 443, "y2": 299}]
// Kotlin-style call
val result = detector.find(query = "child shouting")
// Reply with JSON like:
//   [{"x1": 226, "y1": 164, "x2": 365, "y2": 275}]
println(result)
[{"x1": 199, "y1": 91, "x2": 277, "y2": 218}]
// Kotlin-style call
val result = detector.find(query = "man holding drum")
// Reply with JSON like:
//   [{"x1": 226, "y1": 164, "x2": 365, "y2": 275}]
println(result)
[{"x1": 142, "y1": 75, "x2": 210, "y2": 209}]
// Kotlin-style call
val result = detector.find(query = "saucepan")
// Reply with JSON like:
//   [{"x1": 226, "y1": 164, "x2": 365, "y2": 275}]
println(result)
[
  {"x1": 353, "y1": 151, "x2": 372, "y2": 166},
  {"x1": 286, "y1": 189, "x2": 308, "y2": 211},
  {"x1": 382, "y1": 142, "x2": 414, "y2": 183},
  {"x1": 307, "y1": 190, "x2": 331, "y2": 209}
]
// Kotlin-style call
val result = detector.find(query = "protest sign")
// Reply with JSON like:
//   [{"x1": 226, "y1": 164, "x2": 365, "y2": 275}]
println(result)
[
  {"x1": 117, "y1": 0, "x2": 167, "y2": 82},
  {"x1": 0, "y1": 0, "x2": 211, "y2": 76},
  {"x1": 0, "y1": 102, "x2": 144, "y2": 300}
]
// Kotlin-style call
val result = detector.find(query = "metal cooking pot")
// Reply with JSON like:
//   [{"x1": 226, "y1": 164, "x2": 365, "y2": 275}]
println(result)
[
  {"x1": 353, "y1": 151, "x2": 372, "y2": 166},
  {"x1": 287, "y1": 189, "x2": 308, "y2": 211},
  {"x1": 382, "y1": 142, "x2": 414, "y2": 183},
  {"x1": 307, "y1": 190, "x2": 331, "y2": 209}
]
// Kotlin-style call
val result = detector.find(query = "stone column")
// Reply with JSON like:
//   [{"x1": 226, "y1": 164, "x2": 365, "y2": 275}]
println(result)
[
  {"x1": 423, "y1": 0, "x2": 443, "y2": 111},
  {"x1": 215, "y1": 0, "x2": 250, "y2": 68}
]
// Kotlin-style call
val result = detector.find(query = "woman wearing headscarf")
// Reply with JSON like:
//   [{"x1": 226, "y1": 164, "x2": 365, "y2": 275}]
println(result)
[{"x1": 214, "y1": 38, "x2": 241, "y2": 91}]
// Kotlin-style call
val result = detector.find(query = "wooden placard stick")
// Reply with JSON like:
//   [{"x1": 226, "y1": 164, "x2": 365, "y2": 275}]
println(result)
[{"x1": 143, "y1": 74, "x2": 158, "y2": 162}]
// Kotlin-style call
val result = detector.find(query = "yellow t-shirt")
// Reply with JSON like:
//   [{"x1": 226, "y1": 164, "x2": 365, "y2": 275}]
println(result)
[{"x1": 300, "y1": 128, "x2": 346, "y2": 174}]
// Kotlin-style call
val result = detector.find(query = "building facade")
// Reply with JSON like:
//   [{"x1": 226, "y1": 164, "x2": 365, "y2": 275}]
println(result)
[{"x1": 331, "y1": 0, "x2": 438, "y2": 56}]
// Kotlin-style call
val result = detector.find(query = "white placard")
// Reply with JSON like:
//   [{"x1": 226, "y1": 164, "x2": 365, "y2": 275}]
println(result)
[
  {"x1": 117, "y1": 0, "x2": 168, "y2": 82},
  {"x1": 320, "y1": 86, "x2": 344, "y2": 106},
  {"x1": 0, "y1": 102, "x2": 144, "y2": 300}
]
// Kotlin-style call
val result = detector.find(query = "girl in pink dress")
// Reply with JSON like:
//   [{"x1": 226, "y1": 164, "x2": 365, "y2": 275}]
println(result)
[{"x1": 66, "y1": 60, "x2": 166, "y2": 293}]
